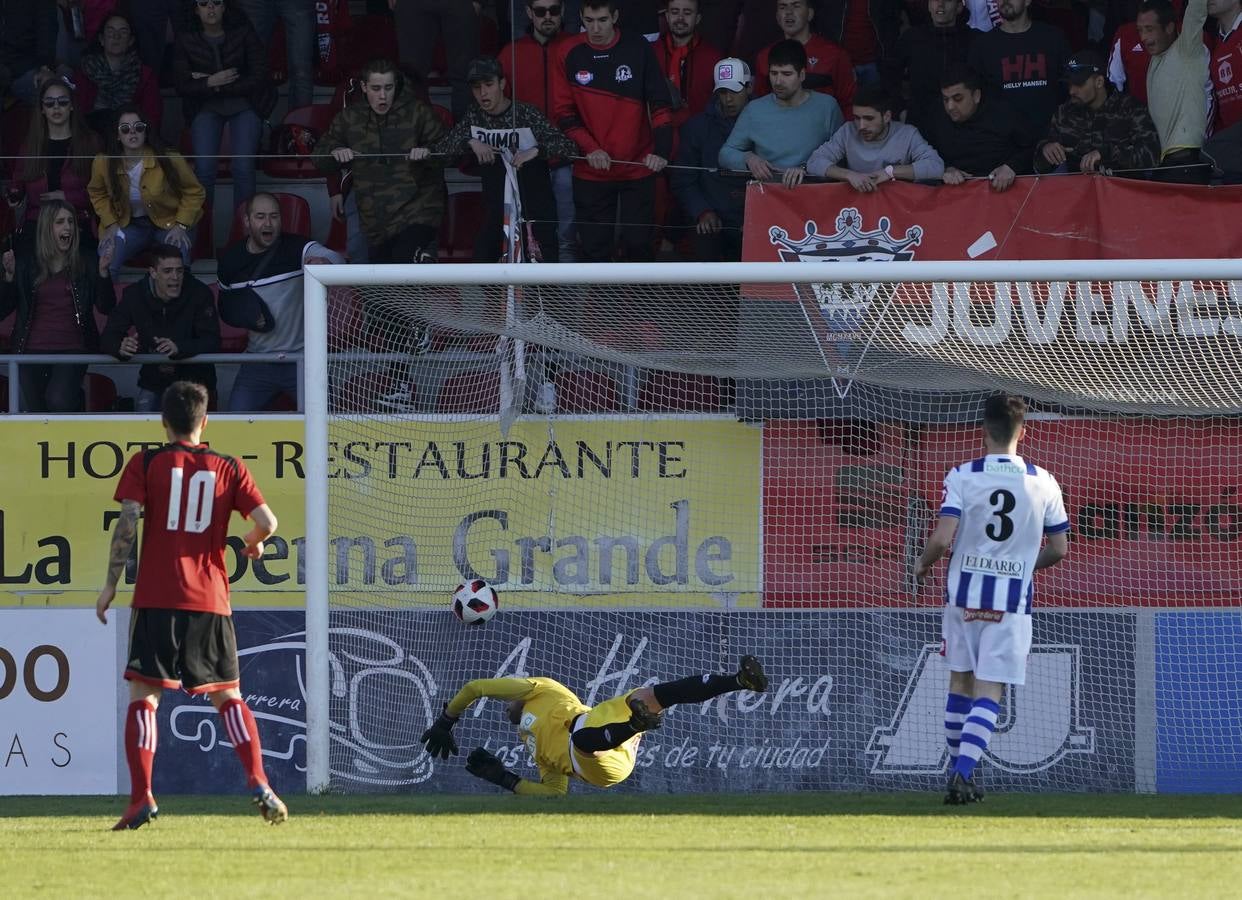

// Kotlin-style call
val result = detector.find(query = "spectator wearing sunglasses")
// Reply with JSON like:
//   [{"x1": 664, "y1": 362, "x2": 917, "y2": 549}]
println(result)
[
  {"x1": 12, "y1": 78, "x2": 99, "y2": 237},
  {"x1": 74, "y1": 12, "x2": 163, "y2": 139},
  {"x1": 173, "y1": 0, "x2": 276, "y2": 209},
  {"x1": 87, "y1": 107, "x2": 206, "y2": 277},
  {"x1": 499, "y1": 0, "x2": 576, "y2": 260}
]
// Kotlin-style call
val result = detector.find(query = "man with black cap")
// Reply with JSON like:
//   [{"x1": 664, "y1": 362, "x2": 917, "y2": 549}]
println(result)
[
  {"x1": 425, "y1": 57, "x2": 578, "y2": 262},
  {"x1": 671, "y1": 58, "x2": 753, "y2": 261},
  {"x1": 1034, "y1": 48, "x2": 1160, "y2": 174}
]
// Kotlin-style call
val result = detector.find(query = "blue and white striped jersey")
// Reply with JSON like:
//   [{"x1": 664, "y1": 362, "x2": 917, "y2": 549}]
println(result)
[{"x1": 940, "y1": 454, "x2": 1070, "y2": 614}]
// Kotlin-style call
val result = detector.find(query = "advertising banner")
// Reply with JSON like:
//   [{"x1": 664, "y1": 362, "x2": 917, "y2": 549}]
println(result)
[
  {"x1": 763, "y1": 419, "x2": 1242, "y2": 607},
  {"x1": 0, "y1": 418, "x2": 760, "y2": 608},
  {"x1": 742, "y1": 177, "x2": 1242, "y2": 262},
  {"x1": 149, "y1": 609, "x2": 1133, "y2": 795},
  {"x1": 0, "y1": 610, "x2": 118, "y2": 794}
]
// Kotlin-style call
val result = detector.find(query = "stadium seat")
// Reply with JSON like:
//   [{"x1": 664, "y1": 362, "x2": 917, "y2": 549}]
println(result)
[
  {"x1": 436, "y1": 369, "x2": 500, "y2": 413},
  {"x1": 264, "y1": 392, "x2": 298, "y2": 411},
  {"x1": 227, "y1": 193, "x2": 312, "y2": 245},
  {"x1": 262, "y1": 104, "x2": 339, "y2": 180},
  {"x1": 333, "y1": 371, "x2": 409, "y2": 413},
  {"x1": 554, "y1": 369, "x2": 623, "y2": 412},
  {"x1": 84, "y1": 373, "x2": 118, "y2": 412},
  {"x1": 327, "y1": 288, "x2": 365, "y2": 350},
  {"x1": 636, "y1": 372, "x2": 734, "y2": 412},
  {"x1": 439, "y1": 190, "x2": 484, "y2": 262},
  {"x1": 431, "y1": 104, "x2": 454, "y2": 131}
]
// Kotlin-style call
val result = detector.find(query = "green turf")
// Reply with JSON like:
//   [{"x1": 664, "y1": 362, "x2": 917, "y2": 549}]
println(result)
[{"x1": 3, "y1": 794, "x2": 1240, "y2": 898}]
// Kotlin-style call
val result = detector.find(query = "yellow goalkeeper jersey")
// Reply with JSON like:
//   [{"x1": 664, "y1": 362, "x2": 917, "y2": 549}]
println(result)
[{"x1": 446, "y1": 677, "x2": 589, "y2": 788}]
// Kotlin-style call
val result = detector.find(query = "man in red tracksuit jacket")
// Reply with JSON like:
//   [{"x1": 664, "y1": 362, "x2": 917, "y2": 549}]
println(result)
[
  {"x1": 652, "y1": 0, "x2": 723, "y2": 134},
  {"x1": 552, "y1": 0, "x2": 673, "y2": 262},
  {"x1": 501, "y1": 0, "x2": 577, "y2": 259}
]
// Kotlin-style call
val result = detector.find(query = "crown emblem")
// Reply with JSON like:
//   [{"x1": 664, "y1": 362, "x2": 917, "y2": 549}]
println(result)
[
  {"x1": 769, "y1": 209, "x2": 923, "y2": 263},
  {"x1": 769, "y1": 209, "x2": 923, "y2": 334}
]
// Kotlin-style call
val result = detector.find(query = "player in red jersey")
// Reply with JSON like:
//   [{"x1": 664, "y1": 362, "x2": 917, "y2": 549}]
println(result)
[{"x1": 96, "y1": 381, "x2": 287, "y2": 830}]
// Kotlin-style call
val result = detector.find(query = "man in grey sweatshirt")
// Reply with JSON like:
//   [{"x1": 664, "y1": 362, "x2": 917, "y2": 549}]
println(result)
[
  {"x1": 806, "y1": 84, "x2": 945, "y2": 191},
  {"x1": 1138, "y1": 0, "x2": 1211, "y2": 183}
]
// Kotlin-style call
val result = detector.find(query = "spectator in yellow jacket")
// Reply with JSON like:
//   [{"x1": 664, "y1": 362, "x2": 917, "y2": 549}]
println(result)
[{"x1": 87, "y1": 106, "x2": 206, "y2": 278}]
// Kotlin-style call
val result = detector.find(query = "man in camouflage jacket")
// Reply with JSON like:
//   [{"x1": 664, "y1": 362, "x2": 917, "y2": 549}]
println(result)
[
  {"x1": 1034, "y1": 49, "x2": 1161, "y2": 175},
  {"x1": 317, "y1": 59, "x2": 447, "y2": 262},
  {"x1": 430, "y1": 57, "x2": 578, "y2": 263}
]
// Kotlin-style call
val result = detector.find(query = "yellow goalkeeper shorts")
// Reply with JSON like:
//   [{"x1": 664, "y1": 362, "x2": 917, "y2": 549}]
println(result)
[{"x1": 569, "y1": 690, "x2": 641, "y2": 789}]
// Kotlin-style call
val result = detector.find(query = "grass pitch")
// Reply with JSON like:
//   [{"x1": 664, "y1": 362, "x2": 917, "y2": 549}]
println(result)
[{"x1": 3, "y1": 793, "x2": 1240, "y2": 899}]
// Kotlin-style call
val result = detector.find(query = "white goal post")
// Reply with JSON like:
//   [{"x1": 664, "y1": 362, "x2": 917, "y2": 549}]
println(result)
[{"x1": 302, "y1": 260, "x2": 1242, "y2": 796}]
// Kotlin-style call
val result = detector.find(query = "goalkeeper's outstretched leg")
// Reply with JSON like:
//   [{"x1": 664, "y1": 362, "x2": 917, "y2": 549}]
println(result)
[
  {"x1": 420, "y1": 656, "x2": 769, "y2": 796},
  {"x1": 570, "y1": 655, "x2": 769, "y2": 754}
]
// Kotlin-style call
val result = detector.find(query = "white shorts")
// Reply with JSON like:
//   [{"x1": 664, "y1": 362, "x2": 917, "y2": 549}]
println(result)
[{"x1": 941, "y1": 605, "x2": 1032, "y2": 685}]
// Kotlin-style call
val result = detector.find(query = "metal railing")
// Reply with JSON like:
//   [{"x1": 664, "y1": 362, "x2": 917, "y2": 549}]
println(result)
[{"x1": 0, "y1": 352, "x2": 304, "y2": 413}]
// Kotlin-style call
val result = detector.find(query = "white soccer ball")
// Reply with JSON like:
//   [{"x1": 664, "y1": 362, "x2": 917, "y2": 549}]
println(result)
[{"x1": 452, "y1": 579, "x2": 498, "y2": 626}]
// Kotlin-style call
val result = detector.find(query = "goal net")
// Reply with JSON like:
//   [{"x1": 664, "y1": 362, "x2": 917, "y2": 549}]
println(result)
[{"x1": 303, "y1": 261, "x2": 1242, "y2": 795}]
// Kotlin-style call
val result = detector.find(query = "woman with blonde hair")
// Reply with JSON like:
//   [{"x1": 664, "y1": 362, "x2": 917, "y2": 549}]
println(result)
[
  {"x1": 87, "y1": 106, "x2": 205, "y2": 277},
  {"x1": 12, "y1": 77, "x2": 99, "y2": 236},
  {"x1": 0, "y1": 200, "x2": 115, "y2": 412}
]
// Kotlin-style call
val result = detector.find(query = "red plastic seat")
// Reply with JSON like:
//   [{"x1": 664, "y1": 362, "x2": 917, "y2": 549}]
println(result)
[
  {"x1": 262, "y1": 104, "x2": 340, "y2": 180},
  {"x1": 436, "y1": 370, "x2": 499, "y2": 413},
  {"x1": 431, "y1": 104, "x2": 454, "y2": 131},
  {"x1": 637, "y1": 372, "x2": 733, "y2": 412},
  {"x1": 554, "y1": 369, "x2": 622, "y2": 412},
  {"x1": 439, "y1": 190, "x2": 484, "y2": 262},
  {"x1": 227, "y1": 193, "x2": 312, "y2": 245},
  {"x1": 84, "y1": 373, "x2": 118, "y2": 412}
]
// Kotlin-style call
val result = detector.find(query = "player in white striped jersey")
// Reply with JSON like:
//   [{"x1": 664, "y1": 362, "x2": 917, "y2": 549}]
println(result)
[{"x1": 914, "y1": 395, "x2": 1070, "y2": 804}]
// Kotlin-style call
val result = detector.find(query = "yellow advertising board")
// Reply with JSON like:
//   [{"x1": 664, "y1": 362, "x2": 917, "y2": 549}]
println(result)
[{"x1": 0, "y1": 417, "x2": 760, "y2": 609}]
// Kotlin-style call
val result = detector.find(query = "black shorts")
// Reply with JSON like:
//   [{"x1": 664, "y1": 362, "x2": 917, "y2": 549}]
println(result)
[{"x1": 125, "y1": 608, "x2": 240, "y2": 694}]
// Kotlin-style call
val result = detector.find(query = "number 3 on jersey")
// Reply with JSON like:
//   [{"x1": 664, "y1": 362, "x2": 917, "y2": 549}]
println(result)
[
  {"x1": 986, "y1": 488, "x2": 1015, "y2": 541},
  {"x1": 166, "y1": 467, "x2": 217, "y2": 532}
]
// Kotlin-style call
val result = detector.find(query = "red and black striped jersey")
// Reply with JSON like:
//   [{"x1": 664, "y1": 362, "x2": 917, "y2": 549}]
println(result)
[
  {"x1": 552, "y1": 29, "x2": 673, "y2": 181},
  {"x1": 115, "y1": 442, "x2": 266, "y2": 615}
]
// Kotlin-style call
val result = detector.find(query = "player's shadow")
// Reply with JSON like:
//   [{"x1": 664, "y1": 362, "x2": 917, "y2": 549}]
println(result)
[{"x1": 7, "y1": 793, "x2": 1240, "y2": 820}]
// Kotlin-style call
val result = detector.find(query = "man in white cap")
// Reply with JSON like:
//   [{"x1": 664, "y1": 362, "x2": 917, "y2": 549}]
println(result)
[{"x1": 671, "y1": 58, "x2": 753, "y2": 261}]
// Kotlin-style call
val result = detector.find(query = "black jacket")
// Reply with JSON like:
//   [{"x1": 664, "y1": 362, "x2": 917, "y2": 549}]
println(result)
[
  {"x1": 931, "y1": 98, "x2": 1038, "y2": 177},
  {"x1": 671, "y1": 98, "x2": 748, "y2": 229},
  {"x1": 0, "y1": 247, "x2": 115, "y2": 353},
  {"x1": 0, "y1": 2, "x2": 57, "y2": 88},
  {"x1": 883, "y1": 21, "x2": 975, "y2": 134},
  {"x1": 100, "y1": 275, "x2": 220, "y2": 393},
  {"x1": 817, "y1": 0, "x2": 903, "y2": 63},
  {"x1": 173, "y1": 20, "x2": 276, "y2": 123}
]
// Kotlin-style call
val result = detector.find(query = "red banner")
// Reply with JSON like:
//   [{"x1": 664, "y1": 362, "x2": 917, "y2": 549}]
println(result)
[
  {"x1": 743, "y1": 177, "x2": 1242, "y2": 262},
  {"x1": 762, "y1": 419, "x2": 1242, "y2": 608}
]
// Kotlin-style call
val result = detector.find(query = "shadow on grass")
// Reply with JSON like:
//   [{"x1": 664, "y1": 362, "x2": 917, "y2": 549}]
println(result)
[{"x1": 3, "y1": 793, "x2": 1240, "y2": 820}]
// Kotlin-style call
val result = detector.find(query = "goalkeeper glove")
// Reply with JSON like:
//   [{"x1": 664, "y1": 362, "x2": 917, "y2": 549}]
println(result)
[
  {"x1": 420, "y1": 706, "x2": 460, "y2": 759},
  {"x1": 465, "y1": 747, "x2": 521, "y2": 792}
]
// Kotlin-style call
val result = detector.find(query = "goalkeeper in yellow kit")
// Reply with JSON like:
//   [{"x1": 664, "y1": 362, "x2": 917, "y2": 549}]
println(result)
[{"x1": 420, "y1": 656, "x2": 768, "y2": 795}]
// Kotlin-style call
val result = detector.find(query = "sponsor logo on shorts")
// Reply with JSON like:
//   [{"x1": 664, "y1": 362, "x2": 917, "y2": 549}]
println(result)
[{"x1": 964, "y1": 609, "x2": 1005, "y2": 623}]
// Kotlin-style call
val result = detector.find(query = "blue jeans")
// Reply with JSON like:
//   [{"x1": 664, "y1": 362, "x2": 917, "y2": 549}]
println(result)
[
  {"x1": 135, "y1": 388, "x2": 162, "y2": 412},
  {"x1": 191, "y1": 108, "x2": 264, "y2": 207},
  {"x1": 345, "y1": 192, "x2": 368, "y2": 263},
  {"x1": 109, "y1": 217, "x2": 193, "y2": 276},
  {"x1": 227, "y1": 362, "x2": 300, "y2": 412},
  {"x1": 234, "y1": 0, "x2": 315, "y2": 110}
]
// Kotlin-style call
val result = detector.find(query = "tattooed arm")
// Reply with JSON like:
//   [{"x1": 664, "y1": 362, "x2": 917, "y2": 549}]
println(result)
[{"x1": 96, "y1": 500, "x2": 141, "y2": 624}]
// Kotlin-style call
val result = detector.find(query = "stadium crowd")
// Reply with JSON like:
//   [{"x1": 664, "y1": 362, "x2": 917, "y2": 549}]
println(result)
[{"x1": 0, "y1": 0, "x2": 1239, "y2": 413}]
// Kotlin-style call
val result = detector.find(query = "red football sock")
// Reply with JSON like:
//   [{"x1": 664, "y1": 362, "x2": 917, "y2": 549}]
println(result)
[
  {"x1": 124, "y1": 699, "x2": 157, "y2": 803},
  {"x1": 219, "y1": 698, "x2": 268, "y2": 789}
]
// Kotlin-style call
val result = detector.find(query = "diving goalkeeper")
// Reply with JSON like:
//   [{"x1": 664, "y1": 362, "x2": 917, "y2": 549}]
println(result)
[{"x1": 421, "y1": 656, "x2": 768, "y2": 795}]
